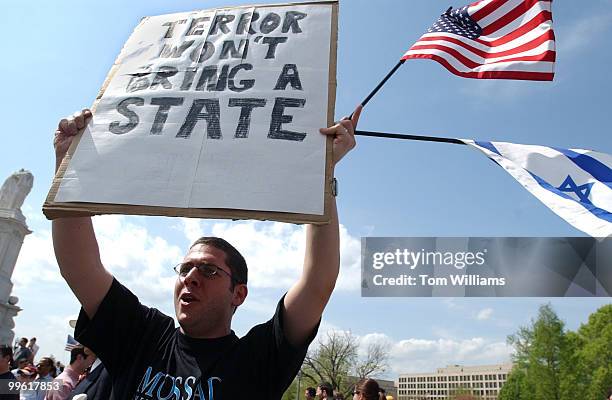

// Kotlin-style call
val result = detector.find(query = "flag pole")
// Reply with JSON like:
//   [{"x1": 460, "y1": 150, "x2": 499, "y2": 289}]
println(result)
[
  {"x1": 347, "y1": 59, "x2": 406, "y2": 120},
  {"x1": 360, "y1": 59, "x2": 406, "y2": 108},
  {"x1": 354, "y1": 129, "x2": 466, "y2": 145}
]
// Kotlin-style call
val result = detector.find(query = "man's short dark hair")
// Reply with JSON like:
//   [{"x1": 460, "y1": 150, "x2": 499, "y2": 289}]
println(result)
[
  {"x1": 318, "y1": 382, "x2": 333, "y2": 396},
  {"x1": 1, "y1": 345, "x2": 13, "y2": 359},
  {"x1": 190, "y1": 237, "x2": 248, "y2": 285},
  {"x1": 69, "y1": 347, "x2": 87, "y2": 364},
  {"x1": 306, "y1": 387, "x2": 316, "y2": 397}
]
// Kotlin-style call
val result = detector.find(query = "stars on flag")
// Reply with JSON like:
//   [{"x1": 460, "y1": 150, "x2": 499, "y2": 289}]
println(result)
[
  {"x1": 557, "y1": 176, "x2": 594, "y2": 205},
  {"x1": 427, "y1": 5, "x2": 481, "y2": 39}
]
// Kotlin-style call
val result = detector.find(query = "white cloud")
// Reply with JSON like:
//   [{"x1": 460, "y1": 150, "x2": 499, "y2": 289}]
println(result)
[
  {"x1": 442, "y1": 298, "x2": 462, "y2": 310},
  {"x1": 431, "y1": 327, "x2": 456, "y2": 340},
  {"x1": 239, "y1": 294, "x2": 279, "y2": 317},
  {"x1": 12, "y1": 214, "x2": 182, "y2": 304},
  {"x1": 384, "y1": 334, "x2": 511, "y2": 375},
  {"x1": 93, "y1": 215, "x2": 183, "y2": 308},
  {"x1": 476, "y1": 307, "x2": 494, "y2": 321},
  {"x1": 310, "y1": 328, "x2": 512, "y2": 378},
  {"x1": 179, "y1": 219, "x2": 362, "y2": 291},
  {"x1": 21, "y1": 203, "x2": 46, "y2": 225},
  {"x1": 12, "y1": 228, "x2": 63, "y2": 289}
]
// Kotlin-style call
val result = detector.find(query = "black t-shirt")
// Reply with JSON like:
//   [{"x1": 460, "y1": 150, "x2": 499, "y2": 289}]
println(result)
[
  {"x1": 0, "y1": 371, "x2": 19, "y2": 400},
  {"x1": 75, "y1": 279, "x2": 317, "y2": 400}
]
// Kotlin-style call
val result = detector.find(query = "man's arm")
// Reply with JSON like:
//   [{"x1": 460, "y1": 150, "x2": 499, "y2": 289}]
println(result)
[
  {"x1": 52, "y1": 110, "x2": 113, "y2": 318},
  {"x1": 283, "y1": 105, "x2": 362, "y2": 346}
]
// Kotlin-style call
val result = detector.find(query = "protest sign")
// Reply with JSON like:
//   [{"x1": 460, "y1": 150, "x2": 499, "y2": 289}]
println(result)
[{"x1": 44, "y1": 1, "x2": 338, "y2": 224}]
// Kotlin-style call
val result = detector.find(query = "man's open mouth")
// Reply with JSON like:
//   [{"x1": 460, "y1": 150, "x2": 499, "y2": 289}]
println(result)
[{"x1": 180, "y1": 293, "x2": 198, "y2": 304}]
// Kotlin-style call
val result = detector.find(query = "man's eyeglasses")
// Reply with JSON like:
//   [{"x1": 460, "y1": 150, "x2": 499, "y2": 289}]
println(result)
[{"x1": 174, "y1": 263, "x2": 236, "y2": 282}]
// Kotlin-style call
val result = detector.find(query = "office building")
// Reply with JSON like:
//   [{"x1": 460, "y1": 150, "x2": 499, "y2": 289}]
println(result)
[{"x1": 397, "y1": 363, "x2": 513, "y2": 400}]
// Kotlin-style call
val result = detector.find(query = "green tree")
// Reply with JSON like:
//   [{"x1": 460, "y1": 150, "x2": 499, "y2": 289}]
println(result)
[
  {"x1": 504, "y1": 303, "x2": 612, "y2": 400},
  {"x1": 558, "y1": 330, "x2": 583, "y2": 400},
  {"x1": 499, "y1": 368, "x2": 528, "y2": 400},
  {"x1": 560, "y1": 304, "x2": 612, "y2": 400},
  {"x1": 506, "y1": 304, "x2": 566, "y2": 400}
]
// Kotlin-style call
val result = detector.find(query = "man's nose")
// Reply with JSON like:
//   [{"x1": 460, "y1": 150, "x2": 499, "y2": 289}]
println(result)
[{"x1": 182, "y1": 266, "x2": 201, "y2": 287}]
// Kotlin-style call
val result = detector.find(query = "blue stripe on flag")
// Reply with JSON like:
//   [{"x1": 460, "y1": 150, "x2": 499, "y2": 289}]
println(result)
[
  {"x1": 475, "y1": 141, "x2": 612, "y2": 224},
  {"x1": 528, "y1": 171, "x2": 612, "y2": 223},
  {"x1": 554, "y1": 147, "x2": 612, "y2": 190},
  {"x1": 475, "y1": 141, "x2": 502, "y2": 156}
]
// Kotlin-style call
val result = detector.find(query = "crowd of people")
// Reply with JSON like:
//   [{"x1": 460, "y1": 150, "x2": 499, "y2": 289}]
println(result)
[
  {"x1": 2, "y1": 337, "x2": 391, "y2": 400},
  {"x1": 0, "y1": 337, "x2": 105, "y2": 400},
  {"x1": 305, "y1": 379, "x2": 389, "y2": 400}
]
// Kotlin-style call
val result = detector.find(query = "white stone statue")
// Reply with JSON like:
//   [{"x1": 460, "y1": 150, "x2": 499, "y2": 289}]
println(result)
[
  {"x1": 0, "y1": 169, "x2": 33, "y2": 345},
  {"x1": 0, "y1": 169, "x2": 33, "y2": 210}
]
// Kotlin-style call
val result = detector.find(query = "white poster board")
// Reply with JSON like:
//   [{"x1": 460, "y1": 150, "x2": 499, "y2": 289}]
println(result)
[{"x1": 45, "y1": 1, "x2": 338, "y2": 224}]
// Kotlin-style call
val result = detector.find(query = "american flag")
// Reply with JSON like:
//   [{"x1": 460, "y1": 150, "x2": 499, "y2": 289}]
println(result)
[
  {"x1": 64, "y1": 334, "x2": 80, "y2": 351},
  {"x1": 402, "y1": 0, "x2": 555, "y2": 81}
]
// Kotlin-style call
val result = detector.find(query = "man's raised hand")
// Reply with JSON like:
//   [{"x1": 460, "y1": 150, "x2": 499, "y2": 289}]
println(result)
[
  {"x1": 319, "y1": 104, "x2": 362, "y2": 166},
  {"x1": 54, "y1": 109, "x2": 92, "y2": 172}
]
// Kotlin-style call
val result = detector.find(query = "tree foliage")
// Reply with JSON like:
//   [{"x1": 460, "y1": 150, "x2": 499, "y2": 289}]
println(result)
[
  {"x1": 561, "y1": 304, "x2": 612, "y2": 400},
  {"x1": 500, "y1": 303, "x2": 612, "y2": 400},
  {"x1": 499, "y1": 367, "x2": 529, "y2": 400}
]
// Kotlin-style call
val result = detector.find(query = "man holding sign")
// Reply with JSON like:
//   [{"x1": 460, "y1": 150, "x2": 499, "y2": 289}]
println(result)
[{"x1": 52, "y1": 105, "x2": 361, "y2": 399}]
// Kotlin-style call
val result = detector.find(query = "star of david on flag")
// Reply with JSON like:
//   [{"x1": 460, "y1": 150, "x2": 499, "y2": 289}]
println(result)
[
  {"x1": 463, "y1": 140, "x2": 612, "y2": 237},
  {"x1": 403, "y1": 0, "x2": 555, "y2": 81}
]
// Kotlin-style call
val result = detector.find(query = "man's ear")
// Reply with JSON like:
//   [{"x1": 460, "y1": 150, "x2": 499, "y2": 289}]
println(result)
[{"x1": 232, "y1": 284, "x2": 248, "y2": 308}]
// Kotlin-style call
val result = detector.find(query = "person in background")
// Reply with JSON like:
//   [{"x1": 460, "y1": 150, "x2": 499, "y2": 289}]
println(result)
[
  {"x1": 68, "y1": 349, "x2": 112, "y2": 400},
  {"x1": 305, "y1": 387, "x2": 316, "y2": 400},
  {"x1": 0, "y1": 346, "x2": 19, "y2": 400},
  {"x1": 52, "y1": 362, "x2": 63, "y2": 378},
  {"x1": 11, "y1": 360, "x2": 28, "y2": 377},
  {"x1": 33, "y1": 358, "x2": 54, "y2": 400},
  {"x1": 16, "y1": 366, "x2": 37, "y2": 400},
  {"x1": 12, "y1": 340, "x2": 32, "y2": 367},
  {"x1": 352, "y1": 378, "x2": 386, "y2": 400},
  {"x1": 44, "y1": 348, "x2": 94, "y2": 400},
  {"x1": 25, "y1": 340, "x2": 38, "y2": 360},
  {"x1": 317, "y1": 382, "x2": 334, "y2": 400}
]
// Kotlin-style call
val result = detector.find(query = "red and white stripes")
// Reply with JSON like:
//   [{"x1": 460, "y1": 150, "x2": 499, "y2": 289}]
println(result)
[{"x1": 403, "y1": 0, "x2": 555, "y2": 81}]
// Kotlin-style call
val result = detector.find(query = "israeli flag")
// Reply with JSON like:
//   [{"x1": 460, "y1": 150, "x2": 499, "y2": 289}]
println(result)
[{"x1": 463, "y1": 140, "x2": 612, "y2": 238}]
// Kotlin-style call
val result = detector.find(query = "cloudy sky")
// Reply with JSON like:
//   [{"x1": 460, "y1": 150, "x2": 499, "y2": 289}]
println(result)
[{"x1": 3, "y1": 0, "x2": 611, "y2": 378}]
